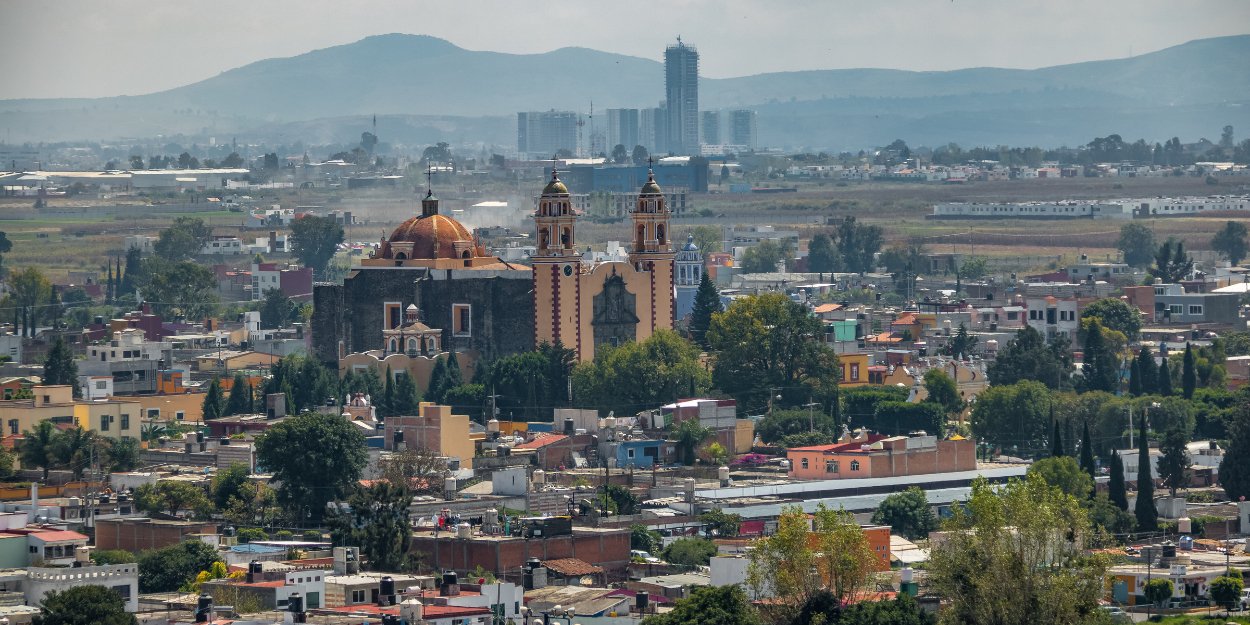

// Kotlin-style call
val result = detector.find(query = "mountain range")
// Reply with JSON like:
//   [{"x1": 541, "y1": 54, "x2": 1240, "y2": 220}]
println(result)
[{"x1": 3, "y1": 33, "x2": 1248, "y2": 149}]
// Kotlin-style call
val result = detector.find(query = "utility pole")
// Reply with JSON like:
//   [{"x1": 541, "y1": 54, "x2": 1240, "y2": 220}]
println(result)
[{"x1": 803, "y1": 401, "x2": 820, "y2": 432}]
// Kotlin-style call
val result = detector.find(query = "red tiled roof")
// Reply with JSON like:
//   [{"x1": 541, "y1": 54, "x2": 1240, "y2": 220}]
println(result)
[
  {"x1": 812, "y1": 303, "x2": 842, "y2": 314},
  {"x1": 29, "y1": 530, "x2": 88, "y2": 542},
  {"x1": 542, "y1": 558, "x2": 604, "y2": 576},
  {"x1": 514, "y1": 433, "x2": 568, "y2": 450},
  {"x1": 788, "y1": 434, "x2": 888, "y2": 453}
]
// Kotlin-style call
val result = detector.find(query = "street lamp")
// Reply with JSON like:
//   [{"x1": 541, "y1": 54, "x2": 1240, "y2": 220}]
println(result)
[
  {"x1": 533, "y1": 604, "x2": 574, "y2": 625},
  {"x1": 803, "y1": 401, "x2": 820, "y2": 432}
]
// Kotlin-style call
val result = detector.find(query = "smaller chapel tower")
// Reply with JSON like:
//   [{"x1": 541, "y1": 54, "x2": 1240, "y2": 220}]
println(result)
[{"x1": 531, "y1": 168, "x2": 582, "y2": 351}]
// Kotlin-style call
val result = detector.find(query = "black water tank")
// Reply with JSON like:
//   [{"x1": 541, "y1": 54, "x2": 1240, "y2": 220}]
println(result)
[
  {"x1": 563, "y1": 418, "x2": 575, "y2": 435},
  {"x1": 380, "y1": 575, "x2": 396, "y2": 603},
  {"x1": 443, "y1": 570, "x2": 458, "y2": 587},
  {"x1": 288, "y1": 592, "x2": 304, "y2": 613},
  {"x1": 195, "y1": 594, "x2": 213, "y2": 623},
  {"x1": 247, "y1": 560, "x2": 262, "y2": 583},
  {"x1": 637, "y1": 591, "x2": 650, "y2": 611}
]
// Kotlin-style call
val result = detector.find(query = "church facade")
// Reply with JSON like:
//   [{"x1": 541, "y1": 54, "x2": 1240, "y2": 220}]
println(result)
[{"x1": 531, "y1": 168, "x2": 676, "y2": 362}]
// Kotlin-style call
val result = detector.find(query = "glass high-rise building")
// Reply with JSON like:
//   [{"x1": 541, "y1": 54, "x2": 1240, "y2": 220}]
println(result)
[{"x1": 664, "y1": 39, "x2": 699, "y2": 156}]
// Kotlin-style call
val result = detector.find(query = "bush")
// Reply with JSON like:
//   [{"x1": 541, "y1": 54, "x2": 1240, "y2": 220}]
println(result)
[
  {"x1": 302, "y1": 530, "x2": 323, "y2": 542},
  {"x1": 90, "y1": 549, "x2": 137, "y2": 565},
  {"x1": 661, "y1": 538, "x2": 718, "y2": 567},
  {"x1": 236, "y1": 528, "x2": 268, "y2": 544},
  {"x1": 274, "y1": 530, "x2": 294, "y2": 541}
]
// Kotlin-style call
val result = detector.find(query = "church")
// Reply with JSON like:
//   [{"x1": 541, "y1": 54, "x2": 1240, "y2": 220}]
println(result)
[
  {"x1": 531, "y1": 166, "x2": 676, "y2": 362},
  {"x1": 312, "y1": 166, "x2": 677, "y2": 370}
]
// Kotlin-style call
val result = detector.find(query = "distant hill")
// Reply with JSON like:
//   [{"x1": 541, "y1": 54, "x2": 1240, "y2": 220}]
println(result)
[{"x1": 3, "y1": 33, "x2": 1248, "y2": 148}]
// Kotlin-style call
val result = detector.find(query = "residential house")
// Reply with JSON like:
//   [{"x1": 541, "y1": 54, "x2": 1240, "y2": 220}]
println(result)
[
  {"x1": 1123, "y1": 282, "x2": 1242, "y2": 326},
  {"x1": 1025, "y1": 295, "x2": 1080, "y2": 342},
  {"x1": 78, "y1": 328, "x2": 172, "y2": 396},
  {"x1": 384, "y1": 402, "x2": 475, "y2": 469},
  {"x1": 787, "y1": 432, "x2": 976, "y2": 481},
  {"x1": 0, "y1": 385, "x2": 141, "y2": 442}
]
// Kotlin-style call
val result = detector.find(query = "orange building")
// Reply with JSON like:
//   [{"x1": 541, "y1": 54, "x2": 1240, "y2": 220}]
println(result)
[
  {"x1": 787, "y1": 432, "x2": 976, "y2": 480},
  {"x1": 531, "y1": 168, "x2": 675, "y2": 362},
  {"x1": 837, "y1": 353, "x2": 870, "y2": 387}
]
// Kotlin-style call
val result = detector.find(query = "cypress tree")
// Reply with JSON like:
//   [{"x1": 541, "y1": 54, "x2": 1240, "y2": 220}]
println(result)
[
  {"x1": 1137, "y1": 348, "x2": 1157, "y2": 395},
  {"x1": 1135, "y1": 413, "x2": 1158, "y2": 531},
  {"x1": 1080, "y1": 419, "x2": 1097, "y2": 486},
  {"x1": 1051, "y1": 413, "x2": 1064, "y2": 457},
  {"x1": 1181, "y1": 343, "x2": 1196, "y2": 399},
  {"x1": 381, "y1": 366, "x2": 396, "y2": 418},
  {"x1": 1109, "y1": 452, "x2": 1128, "y2": 510},
  {"x1": 393, "y1": 371, "x2": 420, "y2": 416},
  {"x1": 106, "y1": 261, "x2": 114, "y2": 304},
  {"x1": 426, "y1": 358, "x2": 448, "y2": 405},
  {"x1": 688, "y1": 272, "x2": 723, "y2": 348},
  {"x1": 224, "y1": 373, "x2": 251, "y2": 416},
  {"x1": 1082, "y1": 318, "x2": 1119, "y2": 393},
  {"x1": 43, "y1": 336, "x2": 79, "y2": 391},
  {"x1": 445, "y1": 350, "x2": 464, "y2": 388},
  {"x1": 202, "y1": 377, "x2": 225, "y2": 420},
  {"x1": 1128, "y1": 358, "x2": 1142, "y2": 396},
  {"x1": 1157, "y1": 358, "x2": 1173, "y2": 396}
]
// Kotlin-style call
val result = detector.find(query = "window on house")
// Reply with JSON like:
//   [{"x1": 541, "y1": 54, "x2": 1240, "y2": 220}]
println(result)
[
  {"x1": 121, "y1": 414, "x2": 129, "y2": 430},
  {"x1": 800, "y1": 458, "x2": 809, "y2": 469},
  {"x1": 1188, "y1": 305, "x2": 1203, "y2": 315},
  {"x1": 95, "y1": 381, "x2": 107, "y2": 390},
  {"x1": 850, "y1": 460, "x2": 861, "y2": 471},
  {"x1": 175, "y1": 411, "x2": 185, "y2": 421},
  {"x1": 147, "y1": 409, "x2": 160, "y2": 419},
  {"x1": 351, "y1": 589, "x2": 366, "y2": 604},
  {"x1": 826, "y1": 460, "x2": 838, "y2": 473},
  {"x1": 1168, "y1": 305, "x2": 1183, "y2": 315},
  {"x1": 100, "y1": 415, "x2": 110, "y2": 431},
  {"x1": 7, "y1": 420, "x2": 17, "y2": 435},
  {"x1": 850, "y1": 364, "x2": 860, "y2": 381}
]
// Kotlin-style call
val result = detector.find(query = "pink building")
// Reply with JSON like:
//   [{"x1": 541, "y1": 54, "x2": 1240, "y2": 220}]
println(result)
[{"x1": 787, "y1": 432, "x2": 976, "y2": 480}]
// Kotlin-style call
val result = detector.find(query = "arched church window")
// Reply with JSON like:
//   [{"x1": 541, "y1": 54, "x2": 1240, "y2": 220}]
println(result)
[
  {"x1": 561, "y1": 228, "x2": 571, "y2": 247},
  {"x1": 637, "y1": 225, "x2": 645, "y2": 246},
  {"x1": 539, "y1": 228, "x2": 549, "y2": 249},
  {"x1": 407, "y1": 338, "x2": 417, "y2": 353},
  {"x1": 426, "y1": 337, "x2": 436, "y2": 353},
  {"x1": 462, "y1": 250, "x2": 471, "y2": 259},
  {"x1": 388, "y1": 338, "x2": 398, "y2": 353},
  {"x1": 657, "y1": 225, "x2": 666, "y2": 245},
  {"x1": 394, "y1": 252, "x2": 407, "y2": 261}
]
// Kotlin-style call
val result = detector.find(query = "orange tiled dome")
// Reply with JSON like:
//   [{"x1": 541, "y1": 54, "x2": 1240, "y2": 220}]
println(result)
[{"x1": 381, "y1": 213, "x2": 483, "y2": 260}]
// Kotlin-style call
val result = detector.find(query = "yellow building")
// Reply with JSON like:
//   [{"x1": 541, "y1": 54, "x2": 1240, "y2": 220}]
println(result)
[
  {"x1": 382, "y1": 402, "x2": 476, "y2": 469},
  {"x1": 838, "y1": 353, "x2": 871, "y2": 387},
  {"x1": 0, "y1": 385, "x2": 141, "y2": 441},
  {"x1": 532, "y1": 168, "x2": 676, "y2": 361}
]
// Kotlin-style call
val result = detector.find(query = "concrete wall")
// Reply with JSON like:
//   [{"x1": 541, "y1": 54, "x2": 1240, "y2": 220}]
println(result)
[{"x1": 26, "y1": 564, "x2": 139, "y2": 612}]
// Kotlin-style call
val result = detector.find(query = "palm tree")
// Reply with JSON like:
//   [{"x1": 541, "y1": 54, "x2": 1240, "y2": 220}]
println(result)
[
  {"x1": 20, "y1": 421, "x2": 60, "y2": 481},
  {"x1": 54, "y1": 427, "x2": 96, "y2": 481},
  {"x1": 671, "y1": 419, "x2": 713, "y2": 466}
]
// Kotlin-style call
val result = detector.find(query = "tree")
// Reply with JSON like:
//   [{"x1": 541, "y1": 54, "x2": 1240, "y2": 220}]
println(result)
[
  {"x1": 1156, "y1": 424, "x2": 1189, "y2": 498},
  {"x1": 640, "y1": 585, "x2": 759, "y2": 625},
  {"x1": 1157, "y1": 358, "x2": 1173, "y2": 396},
  {"x1": 201, "y1": 377, "x2": 225, "y2": 421},
  {"x1": 632, "y1": 145, "x2": 650, "y2": 167},
  {"x1": 1079, "y1": 420, "x2": 1096, "y2": 486},
  {"x1": 687, "y1": 224, "x2": 721, "y2": 255},
  {"x1": 90, "y1": 550, "x2": 136, "y2": 565},
  {"x1": 741, "y1": 239, "x2": 787, "y2": 273},
  {"x1": 806, "y1": 233, "x2": 839, "y2": 273},
  {"x1": 834, "y1": 216, "x2": 883, "y2": 274},
  {"x1": 1211, "y1": 220, "x2": 1249, "y2": 264},
  {"x1": 631, "y1": 524, "x2": 663, "y2": 554},
  {"x1": 224, "y1": 374, "x2": 252, "y2": 416},
  {"x1": 699, "y1": 508, "x2": 743, "y2": 538},
  {"x1": 154, "y1": 217, "x2": 213, "y2": 262},
  {"x1": 671, "y1": 419, "x2": 712, "y2": 467},
  {"x1": 662, "y1": 537, "x2": 718, "y2": 567},
  {"x1": 43, "y1": 336, "x2": 79, "y2": 390},
  {"x1": 870, "y1": 401, "x2": 944, "y2": 437},
  {"x1": 0, "y1": 231, "x2": 12, "y2": 276},
  {"x1": 378, "y1": 446, "x2": 450, "y2": 497},
  {"x1": 132, "y1": 258, "x2": 219, "y2": 321},
  {"x1": 134, "y1": 481, "x2": 212, "y2": 518},
  {"x1": 1117, "y1": 223, "x2": 1156, "y2": 268},
  {"x1": 220, "y1": 152, "x2": 244, "y2": 168},
  {"x1": 611, "y1": 144, "x2": 629, "y2": 164},
  {"x1": 1220, "y1": 400, "x2": 1250, "y2": 501},
  {"x1": 211, "y1": 462, "x2": 251, "y2": 510},
  {"x1": 11, "y1": 267, "x2": 51, "y2": 337},
  {"x1": 1051, "y1": 415, "x2": 1064, "y2": 457},
  {"x1": 119, "y1": 245, "x2": 142, "y2": 297},
  {"x1": 1028, "y1": 456, "x2": 1092, "y2": 499},
  {"x1": 927, "y1": 473, "x2": 1105, "y2": 625},
  {"x1": 572, "y1": 330, "x2": 710, "y2": 418},
  {"x1": 106, "y1": 437, "x2": 140, "y2": 472},
  {"x1": 755, "y1": 408, "x2": 839, "y2": 444},
  {"x1": 1106, "y1": 454, "x2": 1130, "y2": 514},
  {"x1": 478, "y1": 342, "x2": 575, "y2": 419},
  {"x1": 748, "y1": 505, "x2": 875, "y2": 622},
  {"x1": 944, "y1": 324, "x2": 978, "y2": 360},
  {"x1": 137, "y1": 540, "x2": 222, "y2": 593},
  {"x1": 969, "y1": 381, "x2": 1052, "y2": 455},
  {"x1": 1134, "y1": 414, "x2": 1158, "y2": 531},
  {"x1": 1181, "y1": 343, "x2": 1196, "y2": 400},
  {"x1": 259, "y1": 288, "x2": 296, "y2": 329},
  {"x1": 1081, "y1": 318, "x2": 1119, "y2": 393},
  {"x1": 601, "y1": 483, "x2": 641, "y2": 515},
  {"x1": 53, "y1": 427, "x2": 95, "y2": 481},
  {"x1": 1136, "y1": 347, "x2": 1158, "y2": 395},
  {"x1": 1150, "y1": 238, "x2": 1194, "y2": 284},
  {"x1": 21, "y1": 421, "x2": 60, "y2": 481},
  {"x1": 254, "y1": 412, "x2": 368, "y2": 524},
  {"x1": 986, "y1": 327, "x2": 1072, "y2": 390},
  {"x1": 1128, "y1": 358, "x2": 1142, "y2": 396},
  {"x1": 688, "y1": 272, "x2": 722, "y2": 348},
  {"x1": 792, "y1": 592, "x2": 933, "y2": 625},
  {"x1": 1081, "y1": 298, "x2": 1141, "y2": 342},
  {"x1": 1210, "y1": 574, "x2": 1244, "y2": 612},
  {"x1": 1143, "y1": 578, "x2": 1173, "y2": 609},
  {"x1": 707, "y1": 293, "x2": 838, "y2": 411},
  {"x1": 329, "y1": 481, "x2": 413, "y2": 571},
  {"x1": 392, "y1": 371, "x2": 421, "y2": 416},
  {"x1": 290, "y1": 214, "x2": 345, "y2": 277},
  {"x1": 871, "y1": 487, "x2": 937, "y2": 540},
  {"x1": 33, "y1": 585, "x2": 137, "y2": 625}
]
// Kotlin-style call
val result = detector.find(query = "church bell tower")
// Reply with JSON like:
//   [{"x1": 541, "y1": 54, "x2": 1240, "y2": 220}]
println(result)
[{"x1": 628, "y1": 166, "x2": 676, "y2": 330}]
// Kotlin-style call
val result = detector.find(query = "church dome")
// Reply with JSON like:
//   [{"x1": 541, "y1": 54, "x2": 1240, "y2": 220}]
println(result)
[
  {"x1": 542, "y1": 168, "x2": 569, "y2": 196},
  {"x1": 381, "y1": 213, "x2": 482, "y2": 260},
  {"x1": 640, "y1": 169, "x2": 662, "y2": 195},
  {"x1": 682, "y1": 234, "x2": 699, "y2": 252}
]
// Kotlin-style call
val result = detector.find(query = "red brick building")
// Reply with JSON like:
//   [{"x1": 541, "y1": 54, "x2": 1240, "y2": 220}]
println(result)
[
  {"x1": 95, "y1": 517, "x2": 218, "y2": 552},
  {"x1": 409, "y1": 526, "x2": 630, "y2": 581}
]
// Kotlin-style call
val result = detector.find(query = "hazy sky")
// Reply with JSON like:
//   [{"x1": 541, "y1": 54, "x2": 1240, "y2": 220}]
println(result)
[{"x1": 2, "y1": 0, "x2": 1248, "y2": 99}]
